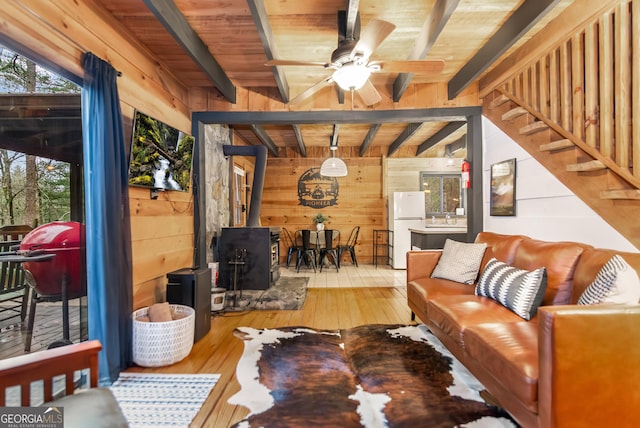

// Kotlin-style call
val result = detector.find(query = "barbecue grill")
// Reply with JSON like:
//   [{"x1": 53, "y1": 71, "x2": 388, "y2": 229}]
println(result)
[
  {"x1": 19, "y1": 221, "x2": 85, "y2": 298},
  {"x1": 16, "y1": 221, "x2": 86, "y2": 351}
]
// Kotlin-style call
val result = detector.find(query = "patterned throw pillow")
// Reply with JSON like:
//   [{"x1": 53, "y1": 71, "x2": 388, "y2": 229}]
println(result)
[
  {"x1": 430, "y1": 239, "x2": 487, "y2": 284},
  {"x1": 578, "y1": 255, "x2": 640, "y2": 305},
  {"x1": 475, "y1": 258, "x2": 547, "y2": 320}
]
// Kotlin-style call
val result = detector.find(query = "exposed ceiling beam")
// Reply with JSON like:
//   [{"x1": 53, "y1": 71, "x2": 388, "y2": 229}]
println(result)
[
  {"x1": 250, "y1": 125, "x2": 279, "y2": 157},
  {"x1": 337, "y1": 87, "x2": 345, "y2": 104},
  {"x1": 330, "y1": 124, "x2": 339, "y2": 147},
  {"x1": 291, "y1": 125, "x2": 307, "y2": 157},
  {"x1": 142, "y1": 0, "x2": 236, "y2": 103},
  {"x1": 387, "y1": 123, "x2": 424, "y2": 156},
  {"x1": 393, "y1": 0, "x2": 460, "y2": 101},
  {"x1": 345, "y1": 0, "x2": 360, "y2": 40},
  {"x1": 448, "y1": 0, "x2": 562, "y2": 100},
  {"x1": 247, "y1": 0, "x2": 290, "y2": 103},
  {"x1": 416, "y1": 120, "x2": 466, "y2": 155},
  {"x1": 444, "y1": 135, "x2": 466, "y2": 156},
  {"x1": 193, "y1": 107, "x2": 482, "y2": 125},
  {"x1": 359, "y1": 124, "x2": 381, "y2": 157},
  {"x1": 478, "y1": 0, "x2": 616, "y2": 98}
]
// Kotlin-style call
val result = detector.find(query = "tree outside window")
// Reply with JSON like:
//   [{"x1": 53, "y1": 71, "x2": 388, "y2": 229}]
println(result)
[{"x1": 420, "y1": 172, "x2": 463, "y2": 215}]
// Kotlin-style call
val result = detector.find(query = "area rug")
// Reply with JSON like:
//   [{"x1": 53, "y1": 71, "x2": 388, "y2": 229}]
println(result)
[
  {"x1": 109, "y1": 373, "x2": 220, "y2": 428},
  {"x1": 224, "y1": 276, "x2": 308, "y2": 311},
  {"x1": 228, "y1": 324, "x2": 517, "y2": 428}
]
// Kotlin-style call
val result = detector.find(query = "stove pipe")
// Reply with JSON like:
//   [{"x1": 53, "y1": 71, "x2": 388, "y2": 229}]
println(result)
[{"x1": 222, "y1": 145, "x2": 267, "y2": 227}]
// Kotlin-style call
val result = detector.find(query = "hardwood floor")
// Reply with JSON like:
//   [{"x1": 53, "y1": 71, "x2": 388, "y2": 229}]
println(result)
[
  {"x1": 130, "y1": 283, "x2": 413, "y2": 427},
  {"x1": 0, "y1": 264, "x2": 412, "y2": 427}
]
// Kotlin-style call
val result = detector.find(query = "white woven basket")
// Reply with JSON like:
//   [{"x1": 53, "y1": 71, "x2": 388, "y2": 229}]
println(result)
[{"x1": 132, "y1": 304, "x2": 195, "y2": 367}]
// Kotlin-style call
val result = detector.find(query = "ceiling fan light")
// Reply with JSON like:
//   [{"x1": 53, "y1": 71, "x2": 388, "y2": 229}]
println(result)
[
  {"x1": 320, "y1": 157, "x2": 348, "y2": 177},
  {"x1": 333, "y1": 65, "x2": 371, "y2": 91}
]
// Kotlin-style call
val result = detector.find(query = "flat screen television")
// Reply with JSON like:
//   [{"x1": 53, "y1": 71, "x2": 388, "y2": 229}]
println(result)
[{"x1": 128, "y1": 110, "x2": 194, "y2": 192}]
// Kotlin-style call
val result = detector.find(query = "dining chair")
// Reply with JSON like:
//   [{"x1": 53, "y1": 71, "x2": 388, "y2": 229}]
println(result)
[
  {"x1": 296, "y1": 230, "x2": 317, "y2": 273},
  {"x1": 338, "y1": 226, "x2": 360, "y2": 267},
  {"x1": 281, "y1": 227, "x2": 302, "y2": 268},
  {"x1": 318, "y1": 229, "x2": 340, "y2": 272}
]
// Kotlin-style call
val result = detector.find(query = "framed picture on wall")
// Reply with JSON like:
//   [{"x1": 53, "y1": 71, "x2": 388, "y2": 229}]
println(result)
[{"x1": 490, "y1": 158, "x2": 516, "y2": 216}]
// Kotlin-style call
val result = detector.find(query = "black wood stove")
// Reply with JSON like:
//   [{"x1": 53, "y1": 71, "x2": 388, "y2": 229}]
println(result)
[{"x1": 218, "y1": 226, "x2": 280, "y2": 291}]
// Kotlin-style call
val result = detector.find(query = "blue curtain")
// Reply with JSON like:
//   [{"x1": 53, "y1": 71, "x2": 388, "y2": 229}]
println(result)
[{"x1": 81, "y1": 53, "x2": 133, "y2": 384}]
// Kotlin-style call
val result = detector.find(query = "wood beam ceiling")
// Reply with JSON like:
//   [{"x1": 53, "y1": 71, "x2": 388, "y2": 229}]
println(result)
[
  {"x1": 248, "y1": 0, "x2": 290, "y2": 103},
  {"x1": 292, "y1": 125, "x2": 307, "y2": 157},
  {"x1": 447, "y1": 0, "x2": 563, "y2": 100},
  {"x1": 393, "y1": 0, "x2": 460, "y2": 101},
  {"x1": 142, "y1": 0, "x2": 236, "y2": 103},
  {"x1": 416, "y1": 120, "x2": 466, "y2": 155},
  {"x1": 387, "y1": 122, "x2": 424, "y2": 156},
  {"x1": 251, "y1": 125, "x2": 279, "y2": 157},
  {"x1": 359, "y1": 124, "x2": 381, "y2": 157}
]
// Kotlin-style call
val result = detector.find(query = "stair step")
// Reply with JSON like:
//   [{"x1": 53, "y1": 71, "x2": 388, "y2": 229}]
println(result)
[
  {"x1": 539, "y1": 139, "x2": 574, "y2": 151},
  {"x1": 502, "y1": 107, "x2": 528, "y2": 121},
  {"x1": 566, "y1": 160, "x2": 606, "y2": 172},
  {"x1": 489, "y1": 94, "x2": 510, "y2": 109},
  {"x1": 600, "y1": 189, "x2": 640, "y2": 200},
  {"x1": 519, "y1": 121, "x2": 548, "y2": 135}
]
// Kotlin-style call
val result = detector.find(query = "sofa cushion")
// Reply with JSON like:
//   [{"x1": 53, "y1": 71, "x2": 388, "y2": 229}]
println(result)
[
  {"x1": 464, "y1": 322, "x2": 539, "y2": 413},
  {"x1": 475, "y1": 232, "x2": 526, "y2": 266},
  {"x1": 577, "y1": 255, "x2": 640, "y2": 305},
  {"x1": 408, "y1": 277, "x2": 475, "y2": 321},
  {"x1": 512, "y1": 238, "x2": 585, "y2": 305},
  {"x1": 475, "y1": 258, "x2": 547, "y2": 320},
  {"x1": 430, "y1": 239, "x2": 487, "y2": 284},
  {"x1": 427, "y1": 295, "x2": 525, "y2": 347}
]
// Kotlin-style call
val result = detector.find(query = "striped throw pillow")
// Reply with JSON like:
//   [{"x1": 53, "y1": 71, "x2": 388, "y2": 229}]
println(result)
[
  {"x1": 578, "y1": 255, "x2": 640, "y2": 305},
  {"x1": 475, "y1": 258, "x2": 547, "y2": 320}
]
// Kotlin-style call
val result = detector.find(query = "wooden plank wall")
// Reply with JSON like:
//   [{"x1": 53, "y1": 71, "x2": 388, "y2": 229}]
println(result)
[
  {"x1": 0, "y1": 0, "x2": 195, "y2": 309},
  {"x1": 0, "y1": 0, "x2": 482, "y2": 309},
  {"x1": 260, "y1": 157, "x2": 383, "y2": 265}
]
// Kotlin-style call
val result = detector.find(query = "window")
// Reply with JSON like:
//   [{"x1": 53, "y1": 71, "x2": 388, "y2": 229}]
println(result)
[{"x1": 420, "y1": 172, "x2": 463, "y2": 215}]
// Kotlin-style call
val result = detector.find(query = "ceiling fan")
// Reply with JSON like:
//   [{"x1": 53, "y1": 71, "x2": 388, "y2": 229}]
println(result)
[{"x1": 266, "y1": 16, "x2": 445, "y2": 106}]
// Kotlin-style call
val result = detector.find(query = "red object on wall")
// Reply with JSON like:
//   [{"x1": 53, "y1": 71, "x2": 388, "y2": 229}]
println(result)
[
  {"x1": 461, "y1": 160, "x2": 471, "y2": 188},
  {"x1": 20, "y1": 221, "x2": 85, "y2": 298}
]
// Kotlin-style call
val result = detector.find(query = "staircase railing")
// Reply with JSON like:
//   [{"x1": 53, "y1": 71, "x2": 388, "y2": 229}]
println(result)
[{"x1": 493, "y1": 0, "x2": 640, "y2": 190}]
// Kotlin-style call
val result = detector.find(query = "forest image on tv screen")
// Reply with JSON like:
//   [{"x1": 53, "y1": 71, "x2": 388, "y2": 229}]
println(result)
[{"x1": 128, "y1": 111, "x2": 194, "y2": 191}]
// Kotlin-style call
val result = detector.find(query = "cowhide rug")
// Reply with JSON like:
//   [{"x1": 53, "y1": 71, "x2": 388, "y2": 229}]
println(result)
[{"x1": 228, "y1": 324, "x2": 517, "y2": 428}]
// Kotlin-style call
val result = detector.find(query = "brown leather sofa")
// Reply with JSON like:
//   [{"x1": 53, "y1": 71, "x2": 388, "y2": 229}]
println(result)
[{"x1": 407, "y1": 232, "x2": 640, "y2": 428}]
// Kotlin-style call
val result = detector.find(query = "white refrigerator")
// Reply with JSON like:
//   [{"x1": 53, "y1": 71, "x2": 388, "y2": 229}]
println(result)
[{"x1": 389, "y1": 191, "x2": 426, "y2": 269}]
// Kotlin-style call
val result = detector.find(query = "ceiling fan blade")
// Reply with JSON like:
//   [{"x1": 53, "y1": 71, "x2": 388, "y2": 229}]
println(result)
[
  {"x1": 266, "y1": 59, "x2": 328, "y2": 67},
  {"x1": 356, "y1": 79, "x2": 382, "y2": 106},
  {"x1": 370, "y1": 59, "x2": 446, "y2": 74},
  {"x1": 351, "y1": 19, "x2": 396, "y2": 61},
  {"x1": 289, "y1": 76, "x2": 334, "y2": 105}
]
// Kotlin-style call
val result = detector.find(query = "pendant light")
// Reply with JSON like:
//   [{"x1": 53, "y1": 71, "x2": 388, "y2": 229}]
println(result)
[{"x1": 320, "y1": 146, "x2": 348, "y2": 177}]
